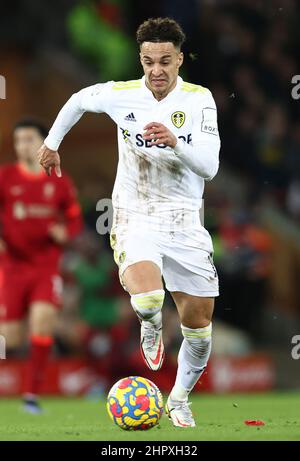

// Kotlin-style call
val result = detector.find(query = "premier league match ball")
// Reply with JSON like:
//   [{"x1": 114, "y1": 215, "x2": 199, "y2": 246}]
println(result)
[{"x1": 107, "y1": 376, "x2": 163, "y2": 430}]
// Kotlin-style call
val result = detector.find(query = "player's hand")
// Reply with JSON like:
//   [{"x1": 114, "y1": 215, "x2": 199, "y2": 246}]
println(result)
[
  {"x1": 143, "y1": 122, "x2": 177, "y2": 148},
  {"x1": 37, "y1": 143, "x2": 62, "y2": 177},
  {"x1": 48, "y1": 223, "x2": 68, "y2": 245}
]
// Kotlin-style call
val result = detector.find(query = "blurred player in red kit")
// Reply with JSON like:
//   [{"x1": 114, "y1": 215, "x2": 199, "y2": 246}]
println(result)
[{"x1": 0, "y1": 119, "x2": 83, "y2": 413}]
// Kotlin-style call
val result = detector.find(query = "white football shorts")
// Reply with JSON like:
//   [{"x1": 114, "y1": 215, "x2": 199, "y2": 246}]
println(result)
[{"x1": 110, "y1": 225, "x2": 219, "y2": 297}]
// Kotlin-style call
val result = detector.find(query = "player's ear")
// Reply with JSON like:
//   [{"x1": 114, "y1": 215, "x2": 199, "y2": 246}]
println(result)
[{"x1": 177, "y1": 52, "x2": 184, "y2": 69}]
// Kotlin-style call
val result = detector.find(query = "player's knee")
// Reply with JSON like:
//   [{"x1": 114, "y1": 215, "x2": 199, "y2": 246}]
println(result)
[
  {"x1": 131, "y1": 289, "x2": 165, "y2": 321},
  {"x1": 30, "y1": 319, "x2": 56, "y2": 337},
  {"x1": 0, "y1": 324, "x2": 23, "y2": 349},
  {"x1": 181, "y1": 323, "x2": 212, "y2": 358},
  {"x1": 29, "y1": 303, "x2": 57, "y2": 336},
  {"x1": 6, "y1": 336, "x2": 23, "y2": 350},
  {"x1": 180, "y1": 308, "x2": 212, "y2": 329},
  {"x1": 174, "y1": 294, "x2": 213, "y2": 329},
  {"x1": 122, "y1": 261, "x2": 162, "y2": 294}
]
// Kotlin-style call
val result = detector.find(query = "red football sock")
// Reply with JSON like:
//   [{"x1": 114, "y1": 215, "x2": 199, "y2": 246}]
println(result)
[{"x1": 24, "y1": 335, "x2": 53, "y2": 398}]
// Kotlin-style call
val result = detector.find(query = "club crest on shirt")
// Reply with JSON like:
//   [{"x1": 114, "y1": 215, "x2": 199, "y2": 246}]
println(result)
[{"x1": 171, "y1": 111, "x2": 185, "y2": 128}]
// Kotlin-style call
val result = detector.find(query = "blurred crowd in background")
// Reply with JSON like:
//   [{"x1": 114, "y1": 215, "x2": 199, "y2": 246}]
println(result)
[{"x1": 1, "y1": 0, "x2": 300, "y2": 383}]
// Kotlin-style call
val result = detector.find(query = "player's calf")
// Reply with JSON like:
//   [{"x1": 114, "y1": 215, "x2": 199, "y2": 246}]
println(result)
[{"x1": 167, "y1": 323, "x2": 212, "y2": 426}]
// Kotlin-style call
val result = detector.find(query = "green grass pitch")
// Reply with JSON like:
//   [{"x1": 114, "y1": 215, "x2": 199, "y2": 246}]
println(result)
[{"x1": 0, "y1": 392, "x2": 299, "y2": 441}]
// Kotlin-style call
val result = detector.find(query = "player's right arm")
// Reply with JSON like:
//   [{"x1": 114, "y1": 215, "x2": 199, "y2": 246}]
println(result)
[{"x1": 38, "y1": 82, "x2": 112, "y2": 176}]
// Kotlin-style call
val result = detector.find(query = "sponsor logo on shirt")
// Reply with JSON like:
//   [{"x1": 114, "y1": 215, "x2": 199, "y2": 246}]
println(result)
[
  {"x1": 43, "y1": 183, "x2": 55, "y2": 199},
  {"x1": 10, "y1": 185, "x2": 24, "y2": 196},
  {"x1": 120, "y1": 127, "x2": 192, "y2": 149},
  {"x1": 13, "y1": 201, "x2": 27, "y2": 220},
  {"x1": 12, "y1": 201, "x2": 55, "y2": 219},
  {"x1": 124, "y1": 112, "x2": 137, "y2": 122},
  {"x1": 201, "y1": 107, "x2": 218, "y2": 136},
  {"x1": 121, "y1": 128, "x2": 131, "y2": 142}
]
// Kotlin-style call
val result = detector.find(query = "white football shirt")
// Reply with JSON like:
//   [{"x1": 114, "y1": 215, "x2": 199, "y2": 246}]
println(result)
[{"x1": 45, "y1": 76, "x2": 220, "y2": 240}]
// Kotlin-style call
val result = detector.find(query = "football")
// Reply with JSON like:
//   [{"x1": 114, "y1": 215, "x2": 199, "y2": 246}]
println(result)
[{"x1": 106, "y1": 376, "x2": 164, "y2": 430}]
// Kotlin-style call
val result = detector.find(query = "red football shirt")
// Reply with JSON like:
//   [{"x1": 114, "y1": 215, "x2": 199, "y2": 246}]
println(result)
[{"x1": 0, "y1": 163, "x2": 83, "y2": 267}]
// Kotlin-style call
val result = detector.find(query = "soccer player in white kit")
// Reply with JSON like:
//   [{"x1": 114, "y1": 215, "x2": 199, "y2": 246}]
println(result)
[{"x1": 38, "y1": 17, "x2": 220, "y2": 427}]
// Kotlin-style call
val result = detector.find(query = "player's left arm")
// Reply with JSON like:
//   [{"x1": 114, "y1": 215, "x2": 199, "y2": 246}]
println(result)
[
  {"x1": 143, "y1": 90, "x2": 220, "y2": 180},
  {"x1": 49, "y1": 175, "x2": 83, "y2": 245}
]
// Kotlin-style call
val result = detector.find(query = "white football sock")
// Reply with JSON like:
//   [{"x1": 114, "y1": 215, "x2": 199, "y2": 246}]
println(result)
[
  {"x1": 130, "y1": 289, "x2": 165, "y2": 329},
  {"x1": 170, "y1": 323, "x2": 212, "y2": 401}
]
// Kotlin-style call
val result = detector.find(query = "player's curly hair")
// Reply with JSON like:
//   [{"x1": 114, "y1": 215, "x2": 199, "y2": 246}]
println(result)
[{"x1": 136, "y1": 17, "x2": 186, "y2": 49}]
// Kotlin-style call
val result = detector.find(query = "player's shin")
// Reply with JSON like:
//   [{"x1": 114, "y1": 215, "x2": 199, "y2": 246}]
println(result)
[
  {"x1": 170, "y1": 323, "x2": 212, "y2": 401},
  {"x1": 131, "y1": 290, "x2": 165, "y2": 370},
  {"x1": 24, "y1": 335, "x2": 54, "y2": 399}
]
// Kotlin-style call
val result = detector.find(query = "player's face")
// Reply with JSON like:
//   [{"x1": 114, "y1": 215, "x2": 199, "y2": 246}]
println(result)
[
  {"x1": 14, "y1": 127, "x2": 44, "y2": 164},
  {"x1": 140, "y1": 42, "x2": 183, "y2": 100}
]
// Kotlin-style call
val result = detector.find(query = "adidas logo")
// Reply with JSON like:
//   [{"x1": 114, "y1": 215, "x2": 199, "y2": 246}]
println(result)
[{"x1": 124, "y1": 112, "x2": 136, "y2": 122}]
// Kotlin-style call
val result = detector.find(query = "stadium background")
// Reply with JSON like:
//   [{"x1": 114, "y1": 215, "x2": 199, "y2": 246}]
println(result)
[{"x1": 0, "y1": 0, "x2": 300, "y2": 398}]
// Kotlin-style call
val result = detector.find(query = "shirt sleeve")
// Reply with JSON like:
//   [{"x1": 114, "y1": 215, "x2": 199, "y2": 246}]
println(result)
[
  {"x1": 173, "y1": 90, "x2": 220, "y2": 180},
  {"x1": 44, "y1": 82, "x2": 112, "y2": 151}
]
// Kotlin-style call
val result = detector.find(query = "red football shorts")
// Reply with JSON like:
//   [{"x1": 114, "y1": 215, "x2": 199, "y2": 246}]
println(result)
[{"x1": 0, "y1": 263, "x2": 63, "y2": 322}]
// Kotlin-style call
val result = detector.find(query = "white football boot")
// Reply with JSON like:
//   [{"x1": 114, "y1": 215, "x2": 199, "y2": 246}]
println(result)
[
  {"x1": 140, "y1": 321, "x2": 165, "y2": 371},
  {"x1": 165, "y1": 395, "x2": 196, "y2": 427}
]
